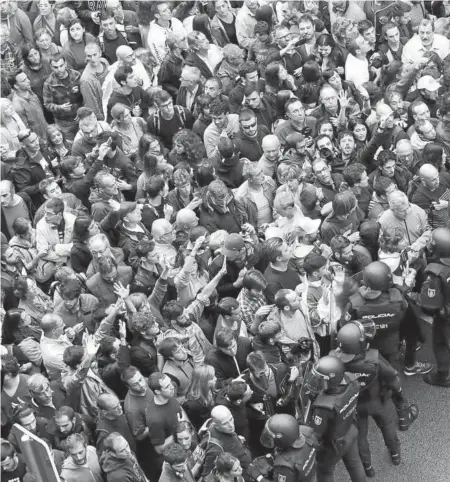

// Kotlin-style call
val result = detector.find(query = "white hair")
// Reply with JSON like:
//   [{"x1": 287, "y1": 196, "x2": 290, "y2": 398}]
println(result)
[{"x1": 388, "y1": 190, "x2": 409, "y2": 210}]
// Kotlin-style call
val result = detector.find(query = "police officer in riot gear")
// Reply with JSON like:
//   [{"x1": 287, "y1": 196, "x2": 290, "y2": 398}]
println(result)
[
  {"x1": 344, "y1": 261, "x2": 408, "y2": 370},
  {"x1": 248, "y1": 414, "x2": 316, "y2": 482},
  {"x1": 423, "y1": 227, "x2": 450, "y2": 387},
  {"x1": 306, "y1": 356, "x2": 367, "y2": 482},
  {"x1": 332, "y1": 321, "x2": 418, "y2": 477}
]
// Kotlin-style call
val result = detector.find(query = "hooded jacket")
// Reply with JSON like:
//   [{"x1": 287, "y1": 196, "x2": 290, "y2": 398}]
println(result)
[
  {"x1": 89, "y1": 188, "x2": 125, "y2": 223},
  {"x1": 79, "y1": 60, "x2": 111, "y2": 121},
  {"x1": 213, "y1": 154, "x2": 245, "y2": 189},
  {"x1": 47, "y1": 413, "x2": 92, "y2": 451},
  {"x1": 158, "y1": 51, "x2": 183, "y2": 98},
  {"x1": 101, "y1": 451, "x2": 147, "y2": 482},
  {"x1": 60, "y1": 446, "x2": 103, "y2": 482},
  {"x1": 0, "y1": 1, "x2": 33, "y2": 47},
  {"x1": 234, "y1": 125, "x2": 269, "y2": 163}
]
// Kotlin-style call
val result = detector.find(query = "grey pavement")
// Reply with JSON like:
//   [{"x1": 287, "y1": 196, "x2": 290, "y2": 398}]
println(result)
[{"x1": 336, "y1": 323, "x2": 450, "y2": 482}]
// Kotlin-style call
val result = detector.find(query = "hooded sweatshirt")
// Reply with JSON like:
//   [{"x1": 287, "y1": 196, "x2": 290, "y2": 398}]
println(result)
[
  {"x1": 100, "y1": 451, "x2": 147, "y2": 482},
  {"x1": 0, "y1": 1, "x2": 33, "y2": 47},
  {"x1": 60, "y1": 446, "x2": 103, "y2": 482}
]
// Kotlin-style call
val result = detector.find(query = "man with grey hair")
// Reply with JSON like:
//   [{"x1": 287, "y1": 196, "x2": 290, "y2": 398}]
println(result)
[
  {"x1": 40, "y1": 314, "x2": 73, "y2": 381},
  {"x1": 378, "y1": 191, "x2": 431, "y2": 260},
  {"x1": 27, "y1": 373, "x2": 65, "y2": 419},
  {"x1": 176, "y1": 64, "x2": 202, "y2": 111},
  {"x1": 412, "y1": 164, "x2": 450, "y2": 228},
  {"x1": 216, "y1": 44, "x2": 245, "y2": 95}
]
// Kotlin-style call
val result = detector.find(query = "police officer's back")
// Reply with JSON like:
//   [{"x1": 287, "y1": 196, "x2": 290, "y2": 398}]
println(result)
[
  {"x1": 332, "y1": 321, "x2": 414, "y2": 476},
  {"x1": 422, "y1": 227, "x2": 450, "y2": 387},
  {"x1": 345, "y1": 262, "x2": 407, "y2": 367},
  {"x1": 249, "y1": 414, "x2": 316, "y2": 482},
  {"x1": 307, "y1": 356, "x2": 367, "y2": 482}
]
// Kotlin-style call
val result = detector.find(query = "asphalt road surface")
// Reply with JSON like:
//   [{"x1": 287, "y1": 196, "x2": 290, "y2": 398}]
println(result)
[{"x1": 335, "y1": 322, "x2": 450, "y2": 482}]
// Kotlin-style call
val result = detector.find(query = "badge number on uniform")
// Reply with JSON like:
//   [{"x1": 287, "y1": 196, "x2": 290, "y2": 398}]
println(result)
[
  {"x1": 278, "y1": 475, "x2": 286, "y2": 482},
  {"x1": 314, "y1": 415, "x2": 322, "y2": 425}
]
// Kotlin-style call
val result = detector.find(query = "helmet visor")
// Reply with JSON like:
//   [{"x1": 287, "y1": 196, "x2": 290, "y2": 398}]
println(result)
[
  {"x1": 260, "y1": 420, "x2": 276, "y2": 449},
  {"x1": 303, "y1": 365, "x2": 327, "y2": 396},
  {"x1": 355, "y1": 319, "x2": 377, "y2": 341}
]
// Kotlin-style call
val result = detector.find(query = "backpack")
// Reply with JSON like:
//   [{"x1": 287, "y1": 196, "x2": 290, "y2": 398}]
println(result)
[
  {"x1": 419, "y1": 263, "x2": 450, "y2": 313},
  {"x1": 152, "y1": 105, "x2": 186, "y2": 135}
]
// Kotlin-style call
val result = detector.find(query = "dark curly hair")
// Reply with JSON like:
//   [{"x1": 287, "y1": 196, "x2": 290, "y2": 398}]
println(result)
[{"x1": 169, "y1": 129, "x2": 206, "y2": 167}]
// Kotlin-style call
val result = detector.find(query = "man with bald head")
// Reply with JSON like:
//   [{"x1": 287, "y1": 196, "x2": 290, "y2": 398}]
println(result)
[
  {"x1": 258, "y1": 135, "x2": 282, "y2": 178},
  {"x1": 412, "y1": 163, "x2": 450, "y2": 228},
  {"x1": 375, "y1": 102, "x2": 409, "y2": 150},
  {"x1": 102, "y1": 44, "x2": 151, "y2": 120},
  {"x1": 96, "y1": 393, "x2": 136, "y2": 455},
  {"x1": 199, "y1": 405, "x2": 252, "y2": 479},
  {"x1": 152, "y1": 219, "x2": 177, "y2": 267},
  {"x1": 395, "y1": 139, "x2": 420, "y2": 173},
  {"x1": 0, "y1": 180, "x2": 31, "y2": 240},
  {"x1": 80, "y1": 43, "x2": 110, "y2": 121},
  {"x1": 40, "y1": 314, "x2": 73, "y2": 381}
]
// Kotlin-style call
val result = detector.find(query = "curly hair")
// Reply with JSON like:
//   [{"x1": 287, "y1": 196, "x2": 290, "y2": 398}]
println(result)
[
  {"x1": 379, "y1": 227, "x2": 404, "y2": 254},
  {"x1": 170, "y1": 129, "x2": 206, "y2": 166},
  {"x1": 131, "y1": 311, "x2": 158, "y2": 333}
]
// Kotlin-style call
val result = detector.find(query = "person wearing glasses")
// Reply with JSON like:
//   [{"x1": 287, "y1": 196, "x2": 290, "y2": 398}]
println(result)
[
  {"x1": 234, "y1": 108, "x2": 269, "y2": 163},
  {"x1": 148, "y1": 89, "x2": 194, "y2": 149}
]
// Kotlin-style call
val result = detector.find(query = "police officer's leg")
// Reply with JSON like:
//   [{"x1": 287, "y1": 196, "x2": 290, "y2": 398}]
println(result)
[
  {"x1": 371, "y1": 399, "x2": 401, "y2": 459},
  {"x1": 431, "y1": 315, "x2": 450, "y2": 377},
  {"x1": 341, "y1": 432, "x2": 368, "y2": 482},
  {"x1": 316, "y1": 445, "x2": 341, "y2": 482},
  {"x1": 355, "y1": 409, "x2": 372, "y2": 470}
]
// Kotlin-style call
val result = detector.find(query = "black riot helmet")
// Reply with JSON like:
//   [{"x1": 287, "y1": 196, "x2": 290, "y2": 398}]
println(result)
[
  {"x1": 363, "y1": 261, "x2": 392, "y2": 291},
  {"x1": 431, "y1": 227, "x2": 450, "y2": 258},
  {"x1": 260, "y1": 414, "x2": 301, "y2": 449},
  {"x1": 335, "y1": 320, "x2": 377, "y2": 362},
  {"x1": 305, "y1": 355, "x2": 345, "y2": 396}
]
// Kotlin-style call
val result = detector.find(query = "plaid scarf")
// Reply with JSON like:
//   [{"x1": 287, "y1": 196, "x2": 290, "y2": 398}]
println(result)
[{"x1": 1, "y1": 42, "x2": 18, "y2": 75}]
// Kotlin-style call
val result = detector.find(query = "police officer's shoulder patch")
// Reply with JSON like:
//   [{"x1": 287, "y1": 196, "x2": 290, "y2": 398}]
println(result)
[
  {"x1": 278, "y1": 475, "x2": 286, "y2": 482},
  {"x1": 314, "y1": 415, "x2": 322, "y2": 425}
]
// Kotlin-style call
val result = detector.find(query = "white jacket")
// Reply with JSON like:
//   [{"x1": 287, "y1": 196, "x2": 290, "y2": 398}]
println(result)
[
  {"x1": 147, "y1": 18, "x2": 186, "y2": 67},
  {"x1": 36, "y1": 211, "x2": 76, "y2": 263}
]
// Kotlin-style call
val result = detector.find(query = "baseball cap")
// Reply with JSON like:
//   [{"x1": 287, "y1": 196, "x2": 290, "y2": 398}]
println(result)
[
  {"x1": 299, "y1": 217, "x2": 321, "y2": 235},
  {"x1": 222, "y1": 233, "x2": 245, "y2": 258},
  {"x1": 417, "y1": 75, "x2": 441, "y2": 92},
  {"x1": 293, "y1": 244, "x2": 315, "y2": 260}
]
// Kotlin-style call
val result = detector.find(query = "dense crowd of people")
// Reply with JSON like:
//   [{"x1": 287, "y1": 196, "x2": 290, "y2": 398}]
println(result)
[{"x1": 1, "y1": 0, "x2": 450, "y2": 481}]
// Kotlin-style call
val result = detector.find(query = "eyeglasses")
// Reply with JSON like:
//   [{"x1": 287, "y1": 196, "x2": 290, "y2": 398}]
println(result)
[{"x1": 241, "y1": 121, "x2": 257, "y2": 130}]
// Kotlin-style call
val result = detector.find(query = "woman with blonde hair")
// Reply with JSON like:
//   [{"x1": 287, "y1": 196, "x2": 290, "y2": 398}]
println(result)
[
  {"x1": 0, "y1": 98, "x2": 27, "y2": 155},
  {"x1": 183, "y1": 364, "x2": 217, "y2": 430},
  {"x1": 111, "y1": 103, "x2": 147, "y2": 163}
]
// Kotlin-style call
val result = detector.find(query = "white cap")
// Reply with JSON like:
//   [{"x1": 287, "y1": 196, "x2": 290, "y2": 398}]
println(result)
[
  {"x1": 299, "y1": 217, "x2": 321, "y2": 235},
  {"x1": 417, "y1": 75, "x2": 441, "y2": 92}
]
